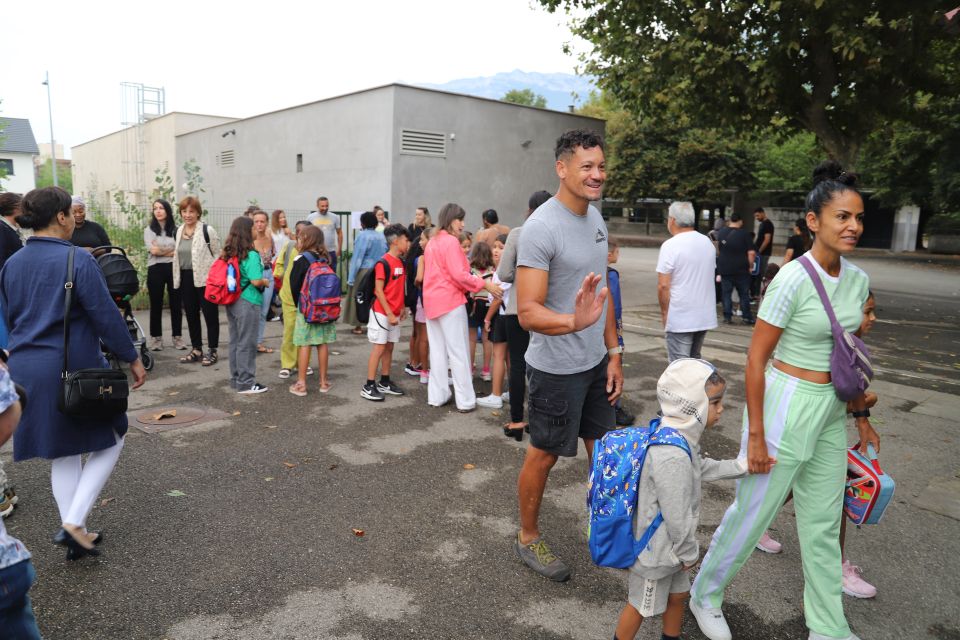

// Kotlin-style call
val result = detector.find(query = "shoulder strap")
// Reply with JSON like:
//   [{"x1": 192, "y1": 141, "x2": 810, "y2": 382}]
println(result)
[
  {"x1": 62, "y1": 246, "x2": 77, "y2": 377},
  {"x1": 797, "y1": 255, "x2": 842, "y2": 336},
  {"x1": 282, "y1": 243, "x2": 295, "y2": 271},
  {"x1": 203, "y1": 223, "x2": 213, "y2": 256}
]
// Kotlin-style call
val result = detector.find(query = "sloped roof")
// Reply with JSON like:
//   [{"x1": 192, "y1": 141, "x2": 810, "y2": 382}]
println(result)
[{"x1": 0, "y1": 118, "x2": 39, "y2": 154}]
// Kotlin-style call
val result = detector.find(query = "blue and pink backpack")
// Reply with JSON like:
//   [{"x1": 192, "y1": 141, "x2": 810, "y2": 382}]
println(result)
[
  {"x1": 299, "y1": 253, "x2": 341, "y2": 324},
  {"x1": 587, "y1": 418, "x2": 691, "y2": 569}
]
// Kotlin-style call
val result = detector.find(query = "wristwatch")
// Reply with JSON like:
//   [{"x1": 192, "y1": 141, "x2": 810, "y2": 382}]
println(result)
[
  {"x1": 608, "y1": 346, "x2": 624, "y2": 356},
  {"x1": 851, "y1": 409, "x2": 871, "y2": 419}
]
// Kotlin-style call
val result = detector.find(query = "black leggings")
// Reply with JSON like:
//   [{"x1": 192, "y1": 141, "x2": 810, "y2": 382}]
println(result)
[
  {"x1": 504, "y1": 314, "x2": 530, "y2": 423},
  {"x1": 147, "y1": 263, "x2": 182, "y2": 338},
  {"x1": 179, "y1": 269, "x2": 220, "y2": 351}
]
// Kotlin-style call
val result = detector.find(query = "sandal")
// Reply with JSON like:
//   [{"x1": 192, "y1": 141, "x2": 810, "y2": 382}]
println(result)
[
  {"x1": 351, "y1": 327, "x2": 365, "y2": 335},
  {"x1": 319, "y1": 382, "x2": 332, "y2": 393},
  {"x1": 278, "y1": 369, "x2": 291, "y2": 379},
  {"x1": 257, "y1": 345, "x2": 275, "y2": 354},
  {"x1": 201, "y1": 350, "x2": 218, "y2": 366},
  {"x1": 289, "y1": 381, "x2": 307, "y2": 397},
  {"x1": 180, "y1": 349, "x2": 202, "y2": 364}
]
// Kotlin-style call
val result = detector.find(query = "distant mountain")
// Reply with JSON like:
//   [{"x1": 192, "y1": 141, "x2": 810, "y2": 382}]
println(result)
[{"x1": 418, "y1": 70, "x2": 598, "y2": 112}]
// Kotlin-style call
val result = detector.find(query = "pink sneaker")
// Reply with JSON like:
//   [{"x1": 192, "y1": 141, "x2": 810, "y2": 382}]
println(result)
[
  {"x1": 420, "y1": 370, "x2": 429, "y2": 384},
  {"x1": 842, "y1": 560, "x2": 877, "y2": 598},
  {"x1": 755, "y1": 531, "x2": 783, "y2": 554},
  {"x1": 481, "y1": 367, "x2": 492, "y2": 381}
]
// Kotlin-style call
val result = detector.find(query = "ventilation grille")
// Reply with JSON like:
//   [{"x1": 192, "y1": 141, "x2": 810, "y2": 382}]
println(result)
[
  {"x1": 217, "y1": 150, "x2": 235, "y2": 167},
  {"x1": 400, "y1": 129, "x2": 445, "y2": 157}
]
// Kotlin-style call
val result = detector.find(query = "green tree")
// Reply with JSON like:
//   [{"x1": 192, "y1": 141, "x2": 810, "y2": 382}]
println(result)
[
  {"x1": 36, "y1": 159, "x2": 73, "y2": 191},
  {"x1": 753, "y1": 133, "x2": 821, "y2": 192},
  {"x1": 540, "y1": 0, "x2": 955, "y2": 169},
  {"x1": 502, "y1": 88, "x2": 548, "y2": 109},
  {"x1": 152, "y1": 166, "x2": 175, "y2": 203}
]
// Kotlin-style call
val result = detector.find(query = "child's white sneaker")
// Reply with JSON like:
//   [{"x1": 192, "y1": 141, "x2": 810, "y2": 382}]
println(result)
[
  {"x1": 476, "y1": 394, "x2": 503, "y2": 409},
  {"x1": 689, "y1": 599, "x2": 732, "y2": 640}
]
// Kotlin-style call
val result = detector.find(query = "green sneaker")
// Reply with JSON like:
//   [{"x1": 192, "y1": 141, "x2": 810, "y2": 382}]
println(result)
[{"x1": 514, "y1": 533, "x2": 571, "y2": 582}]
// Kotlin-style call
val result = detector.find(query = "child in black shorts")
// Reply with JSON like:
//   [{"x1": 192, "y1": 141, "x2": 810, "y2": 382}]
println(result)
[{"x1": 466, "y1": 242, "x2": 494, "y2": 380}]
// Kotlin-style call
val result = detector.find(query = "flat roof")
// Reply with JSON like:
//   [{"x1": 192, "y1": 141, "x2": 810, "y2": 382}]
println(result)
[
  {"x1": 176, "y1": 82, "x2": 605, "y2": 138},
  {"x1": 73, "y1": 111, "x2": 237, "y2": 149}
]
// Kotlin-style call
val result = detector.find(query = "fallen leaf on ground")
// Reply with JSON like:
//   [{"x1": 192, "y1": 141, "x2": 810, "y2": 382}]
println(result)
[
  {"x1": 152, "y1": 409, "x2": 177, "y2": 421},
  {"x1": 283, "y1": 461, "x2": 297, "y2": 469},
  {"x1": 329, "y1": 464, "x2": 339, "y2": 470},
  {"x1": 463, "y1": 463, "x2": 476, "y2": 470},
  {"x1": 302, "y1": 457, "x2": 316, "y2": 462},
  {"x1": 99, "y1": 497, "x2": 116, "y2": 507},
  {"x1": 166, "y1": 489, "x2": 186, "y2": 497},
  {"x1": 232, "y1": 411, "x2": 241, "y2": 416},
  {"x1": 264, "y1": 477, "x2": 274, "y2": 482},
  {"x1": 352, "y1": 528, "x2": 365, "y2": 537},
  {"x1": 265, "y1": 425, "x2": 278, "y2": 429},
  {"x1": 168, "y1": 391, "x2": 180, "y2": 396},
  {"x1": 491, "y1": 410, "x2": 502, "y2": 417}
]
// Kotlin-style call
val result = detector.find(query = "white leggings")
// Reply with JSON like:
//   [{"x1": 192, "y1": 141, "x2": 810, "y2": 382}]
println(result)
[{"x1": 50, "y1": 433, "x2": 124, "y2": 528}]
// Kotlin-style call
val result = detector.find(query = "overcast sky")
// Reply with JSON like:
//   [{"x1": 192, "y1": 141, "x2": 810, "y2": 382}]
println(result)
[{"x1": 3, "y1": 0, "x2": 587, "y2": 158}]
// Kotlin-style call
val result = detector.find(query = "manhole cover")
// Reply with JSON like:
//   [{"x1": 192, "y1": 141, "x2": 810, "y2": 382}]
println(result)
[{"x1": 132, "y1": 406, "x2": 230, "y2": 433}]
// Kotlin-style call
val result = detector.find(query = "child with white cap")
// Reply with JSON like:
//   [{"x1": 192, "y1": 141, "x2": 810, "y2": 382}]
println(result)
[{"x1": 614, "y1": 358, "x2": 774, "y2": 640}]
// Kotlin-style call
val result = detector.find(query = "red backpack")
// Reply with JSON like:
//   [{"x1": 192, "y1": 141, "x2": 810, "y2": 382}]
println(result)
[
  {"x1": 204, "y1": 256, "x2": 242, "y2": 305},
  {"x1": 298, "y1": 254, "x2": 341, "y2": 323}
]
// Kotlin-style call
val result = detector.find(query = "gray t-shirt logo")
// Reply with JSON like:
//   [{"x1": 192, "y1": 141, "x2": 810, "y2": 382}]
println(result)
[{"x1": 595, "y1": 228, "x2": 607, "y2": 244}]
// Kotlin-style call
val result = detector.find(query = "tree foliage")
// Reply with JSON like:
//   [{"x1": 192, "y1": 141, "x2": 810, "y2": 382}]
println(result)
[
  {"x1": 540, "y1": 0, "x2": 954, "y2": 169},
  {"x1": 36, "y1": 159, "x2": 73, "y2": 192},
  {"x1": 502, "y1": 88, "x2": 548, "y2": 108}
]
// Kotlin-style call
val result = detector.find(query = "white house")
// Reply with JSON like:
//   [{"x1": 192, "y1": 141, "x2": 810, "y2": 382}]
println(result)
[{"x1": 0, "y1": 118, "x2": 39, "y2": 194}]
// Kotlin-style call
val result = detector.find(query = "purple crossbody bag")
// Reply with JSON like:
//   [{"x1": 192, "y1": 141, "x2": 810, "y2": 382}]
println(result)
[{"x1": 797, "y1": 255, "x2": 873, "y2": 401}]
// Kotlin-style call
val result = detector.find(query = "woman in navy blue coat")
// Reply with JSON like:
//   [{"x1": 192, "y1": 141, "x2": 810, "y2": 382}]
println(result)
[{"x1": 0, "y1": 187, "x2": 147, "y2": 560}]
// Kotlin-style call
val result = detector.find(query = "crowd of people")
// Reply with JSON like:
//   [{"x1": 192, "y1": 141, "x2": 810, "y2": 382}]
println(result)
[{"x1": 0, "y1": 129, "x2": 880, "y2": 640}]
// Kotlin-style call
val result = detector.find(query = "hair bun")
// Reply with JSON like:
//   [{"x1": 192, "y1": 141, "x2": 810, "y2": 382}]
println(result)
[{"x1": 812, "y1": 160, "x2": 858, "y2": 188}]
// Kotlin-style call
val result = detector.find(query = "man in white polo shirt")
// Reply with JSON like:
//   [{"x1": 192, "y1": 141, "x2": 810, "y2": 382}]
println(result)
[{"x1": 656, "y1": 201, "x2": 718, "y2": 361}]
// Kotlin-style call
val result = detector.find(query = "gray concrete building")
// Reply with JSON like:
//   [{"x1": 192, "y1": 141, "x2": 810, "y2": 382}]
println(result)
[{"x1": 175, "y1": 84, "x2": 605, "y2": 228}]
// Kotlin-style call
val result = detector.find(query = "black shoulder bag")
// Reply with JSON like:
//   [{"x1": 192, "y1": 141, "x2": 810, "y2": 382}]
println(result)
[{"x1": 58, "y1": 247, "x2": 130, "y2": 418}]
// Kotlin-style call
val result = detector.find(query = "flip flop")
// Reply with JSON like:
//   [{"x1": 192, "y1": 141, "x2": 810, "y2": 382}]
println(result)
[
  {"x1": 319, "y1": 383, "x2": 332, "y2": 393},
  {"x1": 257, "y1": 345, "x2": 275, "y2": 354},
  {"x1": 289, "y1": 382, "x2": 307, "y2": 397}
]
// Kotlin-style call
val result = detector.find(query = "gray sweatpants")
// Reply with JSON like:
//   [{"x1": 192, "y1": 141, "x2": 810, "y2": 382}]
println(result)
[{"x1": 226, "y1": 298, "x2": 260, "y2": 391}]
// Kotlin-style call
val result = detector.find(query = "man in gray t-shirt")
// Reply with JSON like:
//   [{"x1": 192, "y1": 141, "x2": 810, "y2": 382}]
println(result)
[
  {"x1": 307, "y1": 196, "x2": 342, "y2": 266},
  {"x1": 513, "y1": 129, "x2": 623, "y2": 583}
]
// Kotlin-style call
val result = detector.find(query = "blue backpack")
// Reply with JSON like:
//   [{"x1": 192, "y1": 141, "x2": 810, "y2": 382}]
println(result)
[
  {"x1": 587, "y1": 418, "x2": 692, "y2": 569},
  {"x1": 298, "y1": 253, "x2": 341, "y2": 324}
]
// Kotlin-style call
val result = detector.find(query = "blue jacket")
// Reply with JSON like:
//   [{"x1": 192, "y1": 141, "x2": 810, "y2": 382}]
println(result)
[
  {"x1": 348, "y1": 229, "x2": 388, "y2": 286},
  {"x1": 608, "y1": 266, "x2": 623, "y2": 347},
  {"x1": 1, "y1": 237, "x2": 137, "y2": 460}
]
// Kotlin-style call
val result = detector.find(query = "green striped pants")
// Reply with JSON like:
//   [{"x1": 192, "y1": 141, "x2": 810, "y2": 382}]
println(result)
[{"x1": 691, "y1": 366, "x2": 851, "y2": 639}]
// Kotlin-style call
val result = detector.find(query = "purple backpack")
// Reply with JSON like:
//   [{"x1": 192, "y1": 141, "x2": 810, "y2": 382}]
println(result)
[{"x1": 797, "y1": 255, "x2": 873, "y2": 401}]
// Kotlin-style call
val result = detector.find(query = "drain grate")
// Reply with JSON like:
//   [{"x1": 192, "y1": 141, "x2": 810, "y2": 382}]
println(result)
[{"x1": 132, "y1": 406, "x2": 231, "y2": 433}]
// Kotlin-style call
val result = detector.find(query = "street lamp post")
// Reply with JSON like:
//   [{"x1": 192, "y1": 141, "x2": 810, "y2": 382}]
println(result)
[{"x1": 41, "y1": 71, "x2": 58, "y2": 188}]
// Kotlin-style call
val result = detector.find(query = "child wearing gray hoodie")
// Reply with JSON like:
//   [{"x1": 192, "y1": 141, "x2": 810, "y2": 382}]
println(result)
[{"x1": 614, "y1": 358, "x2": 774, "y2": 640}]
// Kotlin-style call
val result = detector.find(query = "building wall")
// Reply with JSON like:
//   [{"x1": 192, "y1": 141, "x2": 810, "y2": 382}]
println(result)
[
  {"x1": 72, "y1": 113, "x2": 234, "y2": 209},
  {"x1": 390, "y1": 86, "x2": 605, "y2": 229},
  {"x1": 0, "y1": 153, "x2": 37, "y2": 193},
  {"x1": 175, "y1": 87, "x2": 395, "y2": 223}
]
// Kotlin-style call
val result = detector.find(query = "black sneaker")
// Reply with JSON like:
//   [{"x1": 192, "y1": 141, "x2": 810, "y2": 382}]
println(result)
[
  {"x1": 403, "y1": 363, "x2": 421, "y2": 377},
  {"x1": 238, "y1": 383, "x2": 268, "y2": 395},
  {"x1": 615, "y1": 405, "x2": 635, "y2": 426},
  {"x1": 377, "y1": 380, "x2": 405, "y2": 396},
  {"x1": 361, "y1": 382, "x2": 384, "y2": 401}
]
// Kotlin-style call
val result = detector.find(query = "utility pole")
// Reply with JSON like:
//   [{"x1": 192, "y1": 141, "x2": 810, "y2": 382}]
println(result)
[{"x1": 41, "y1": 71, "x2": 58, "y2": 187}]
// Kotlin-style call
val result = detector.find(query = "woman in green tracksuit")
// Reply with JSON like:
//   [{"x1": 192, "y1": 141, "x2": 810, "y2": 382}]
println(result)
[{"x1": 689, "y1": 162, "x2": 880, "y2": 640}]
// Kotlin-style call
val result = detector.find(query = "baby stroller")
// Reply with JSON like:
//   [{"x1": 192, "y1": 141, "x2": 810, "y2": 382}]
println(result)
[{"x1": 94, "y1": 246, "x2": 154, "y2": 371}]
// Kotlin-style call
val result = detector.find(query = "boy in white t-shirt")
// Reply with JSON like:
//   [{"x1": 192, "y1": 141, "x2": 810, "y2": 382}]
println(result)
[{"x1": 655, "y1": 201, "x2": 719, "y2": 362}]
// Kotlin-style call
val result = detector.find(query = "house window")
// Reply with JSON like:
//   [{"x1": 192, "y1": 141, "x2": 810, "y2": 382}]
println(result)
[
  {"x1": 399, "y1": 129, "x2": 446, "y2": 157},
  {"x1": 0, "y1": 159, "x2": 14, "y2": 175},
  {"x1": 296, "y1": 153, "x2": 303, "y2": 173}
]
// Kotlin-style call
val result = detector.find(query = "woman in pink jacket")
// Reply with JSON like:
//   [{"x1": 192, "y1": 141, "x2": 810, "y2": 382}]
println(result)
[{"x1": 423, "y1": 203, "x2": 502, "y2": 412}]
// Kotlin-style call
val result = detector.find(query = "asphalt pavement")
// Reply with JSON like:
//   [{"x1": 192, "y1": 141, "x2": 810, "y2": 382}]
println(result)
[{"x1": 1, "y1": 248, "x2": 958, "y2": 640}]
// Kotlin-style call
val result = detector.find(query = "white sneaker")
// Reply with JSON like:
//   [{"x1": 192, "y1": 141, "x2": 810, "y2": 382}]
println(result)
[
  {"x1": 809, "y1": 632, "x2": 861, "y2": 640},
  {"x1": 689, "y1": 599, "x2": 732, "y2": 640},
  {"x1": 476, "y1": 394, "x2": 503, "y2": 409},
  {"x1": 501, "y1": 391, "x2": 510, "y2": 402}
]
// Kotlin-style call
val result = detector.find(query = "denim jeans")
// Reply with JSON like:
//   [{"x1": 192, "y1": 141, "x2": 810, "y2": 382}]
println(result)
[
  {"x1": 665, "y1": 330, "x2": 707, "y2": 362},
  {"x1": 721, "y1": 274, "x2": 754, "y2": 322},
  {"x1": 0, "y1": 560, "x2": 42, "y2": 639},
  {"x1": 257, "y1": 266, "x2": 275, "y2": 345}
]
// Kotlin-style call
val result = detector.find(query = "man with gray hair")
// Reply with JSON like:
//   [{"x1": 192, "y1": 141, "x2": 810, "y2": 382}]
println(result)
[{"x1": 656, "y1": 201, "x2": 718, "y2": 361}]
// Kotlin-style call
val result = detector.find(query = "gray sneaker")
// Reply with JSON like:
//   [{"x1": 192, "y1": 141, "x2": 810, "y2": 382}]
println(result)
[{"x1": 514, "y1": 533, "x2": 571, "y2": 582}]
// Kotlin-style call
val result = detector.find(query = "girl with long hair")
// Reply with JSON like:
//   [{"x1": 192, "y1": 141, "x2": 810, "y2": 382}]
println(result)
[
  {"x1": 270, "y1": 209, "x2": 295, "y2": 250},
  {"x1": 145, "y1": 198, "x2": 183, "y2": 351},
  {"x1": 252, "y1": 210, "x2": 276, "y2": 353},
  {"x1": 467, "y1": 241, "x2": 496, "y2": 380},
  {"x1": 287, "y1": 225, "x2": 336, "y2": 395},
  {"x1": 222, "y1": 216, "x2": 270, "y2": 394}
]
